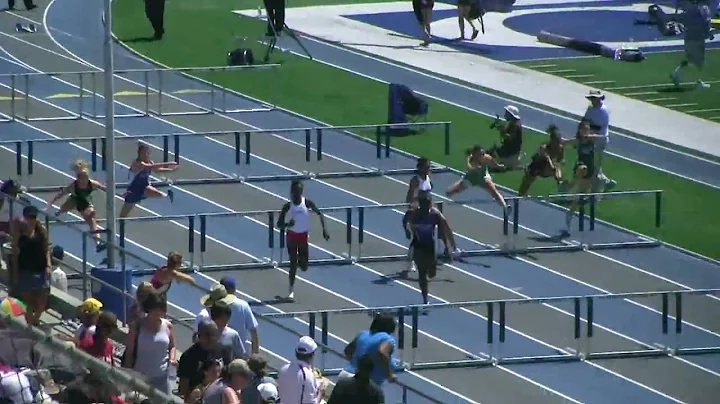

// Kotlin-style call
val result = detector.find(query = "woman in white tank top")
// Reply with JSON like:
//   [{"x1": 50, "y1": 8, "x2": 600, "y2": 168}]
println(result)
[
  {"x1": 404, "y1": 158, "x2": 459, "y2": 272},
  {"x1": 277, "y1": 180, "x2": 330, "y2": 302}
]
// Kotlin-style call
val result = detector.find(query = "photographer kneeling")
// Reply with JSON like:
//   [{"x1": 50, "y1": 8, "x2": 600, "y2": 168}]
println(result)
[{"x1": 488, "y1": 105, "x2": 523, "y2": 172}]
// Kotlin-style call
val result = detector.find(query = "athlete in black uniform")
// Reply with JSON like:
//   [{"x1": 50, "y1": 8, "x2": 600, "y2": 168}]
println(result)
[
  {"x1": 562, "y1": 122, "x2": 605, "y2": 235},
  {"x1": 519, "y1": 125, "x2": 566, "y2": 196}
]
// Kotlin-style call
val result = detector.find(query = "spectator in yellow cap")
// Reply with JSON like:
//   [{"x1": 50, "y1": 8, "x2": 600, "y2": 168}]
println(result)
[{"x1": 74, "y1": 298, "x2": 102, "y2": 344}]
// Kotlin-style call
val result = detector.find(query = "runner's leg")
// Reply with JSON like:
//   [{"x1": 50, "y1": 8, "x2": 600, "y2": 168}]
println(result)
[
  {"x1": 483, "y1": 178, "x2": 510, "y2": 214},
  {"x1": 286, "y1": 236, "x2": 298, "y2": 300},
  {"x1": 298, "y1": 236, "x2": 309, "y2": 272},
  {"x1": 518, "y1": 172, "x2": 537, "y2": 196},
  {"x1": 81, "y1": 206, "x2": 106, "y2": 252},
  {"x1": 56, "y1": 198, "x2": 76, "y2": 216},
  {"x1": 144, "y1": 185, "x2": 174, "y2": 202},
  {"x1": 445, "y1": 179, "x2": 467, "y2": 197},
  {"x1": 414, "y1": 249, "x2": 430, "y2": 304},
  {"x1": 119, "y1": 202, "x2": 135, "y2": 218}
]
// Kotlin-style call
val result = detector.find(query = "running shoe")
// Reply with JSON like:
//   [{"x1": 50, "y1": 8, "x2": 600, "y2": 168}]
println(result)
[
  {"x1": 407, "y1": 260, "x2": 417, "y2": 272},
  {"x1": 471, "y1": 29, "x2": 480, "y2": 40},
  {"x1": 287, "y1": 286, "x2": 295, "y2": 302},
  {"x1": 603, "y1": 180, "x2": 617, "y2": 193},
  {"x1": 671, "y1": 71, "x2": 680, "y2": 87},
  {"x1": 697, "y1": 80, "x2": 711, "y2": 89},
  {"x1": 167, "y1": 189, "x2": 175, "y2": 203},
  {"x1": 96, "y1": 240, "x2": 107, "y2": 253}
]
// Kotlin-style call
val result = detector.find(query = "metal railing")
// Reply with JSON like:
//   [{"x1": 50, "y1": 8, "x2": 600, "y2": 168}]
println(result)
[
  {"x1": 0, "y1": 193, "x2": 442, "y2": 403},
  {"x1": 257, "y1": 288, "x2": 720, "y2": 371},
  {"x1": 1, "y1": 120, "x2": 452, "y2": 176},
  {"x1": 77, "y1": 190, "x2": 662, "y2": 274},
  {"x1": 0, "y1": 65, "x2": 280, "y2": 123}
]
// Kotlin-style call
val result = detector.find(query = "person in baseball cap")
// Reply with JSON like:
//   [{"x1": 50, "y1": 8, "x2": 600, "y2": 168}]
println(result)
[
  {"x1": 296, "y1": 335, "x2": 318, "y2": 355},
  {"x1": 257, "y1": 382, "x2": 279, "y2": 403}
]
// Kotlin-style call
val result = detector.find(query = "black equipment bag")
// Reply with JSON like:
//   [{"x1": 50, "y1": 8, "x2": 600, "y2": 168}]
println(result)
[{"x1": 227, "y1": 48, "x2": 255, "y2": 66}]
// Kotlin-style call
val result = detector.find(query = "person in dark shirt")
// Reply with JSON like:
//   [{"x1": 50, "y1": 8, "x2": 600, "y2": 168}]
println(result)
[
  {"x1": 489, "y1": 105, "x2": 523, "y2": 171},
  {"x1": 11, "y1": 205, "x2": 51, "y2": 325},
  {"x1": 518, "y1": 124, "x2": 566, "y2": 196},
  {"x1": 178, "y1": 320, "x2": 233, "y2": 399},
  {"x1": 328, "y1": 354, "x2": 385, "y2": 404}
]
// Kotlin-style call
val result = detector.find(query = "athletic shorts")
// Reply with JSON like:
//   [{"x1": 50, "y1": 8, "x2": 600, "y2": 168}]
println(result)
[
  {"x1": 685, "y1": 39, "x2": 706, "y2": 67},
  {"x1": 286, "y1": 231, "x2": 309, "y2": 247},
  {"x1": 70, "y1": 196, "x2": 92, "y2": 212},
  {"x1": 462, "y1": 168, "x2": 490, "y2": 187},
  {"x1": 15, "y1": 271, "x2": 50, "y2": 293},
  {"x1": 526, "y1": 161, "x2": 552, "y2": 178},
  {"x1": 123, "y1": 188, "x2": 147, "y2": 204}
]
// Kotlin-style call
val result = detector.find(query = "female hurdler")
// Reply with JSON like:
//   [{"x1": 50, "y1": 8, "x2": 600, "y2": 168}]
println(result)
[
  {"x1": 446, "y1": 145, "x2": 512, "y2": 216},
  {"x1": 119, "y1": 143, "x2": 178, "y2": 218},
  {"x1": 46, "y1": 160, "x2": 107, "y2": 252}
]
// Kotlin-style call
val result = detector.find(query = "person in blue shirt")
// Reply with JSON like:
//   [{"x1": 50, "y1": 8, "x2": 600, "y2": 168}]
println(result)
[
  {"x1": 342, "y1": 314, "x2": 398, "y2": 385},
  {"x1": 672, "y1": 0, "x2": 714, "y2": 88}
]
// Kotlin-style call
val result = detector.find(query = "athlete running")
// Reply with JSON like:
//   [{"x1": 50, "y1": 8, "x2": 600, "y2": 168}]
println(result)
[
  {"x1": 46, "y1": 160, "x2": 107, "y2": 252},
  {"x1": 518, "y1": 125, "x2": 567, "y2": 196},
  {"x1": 405, "y1": 158, "x2": 459, "y2": 272},
  {"x1": 277, "y1": 180, "x2": 330, "y2": 302},
  {"x1": 561, "y1": 122, "x2": 605, "y2": 236},
  {"x1": 119, "y1": 143, "x2": 177, "y2": 218},
  {"x1": 151, "y1": 251, "x2": 196, "y2": 295},
  {"x1": 446, "y1": 145, "x2": 511, "y2": 216},
  {"x1": 402, "y1": 191, "x2": 452, "y2": 305}
]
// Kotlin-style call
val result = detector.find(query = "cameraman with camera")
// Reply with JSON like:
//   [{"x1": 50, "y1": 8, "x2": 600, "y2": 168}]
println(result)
[
  {"x1": 488, "y1": 105, "x2": 523, "y2": 171},
  {"x1": 580, "y1": 90, "x2": 616, "y2": 193}
]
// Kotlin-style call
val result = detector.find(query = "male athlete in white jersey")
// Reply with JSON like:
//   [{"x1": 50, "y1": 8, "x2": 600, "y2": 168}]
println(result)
[
  {"x1": 277, "y1": 180, "x2": 330, "y2": 301},
  {"x1": 404, "y1": 158, "x2": 459, "y2": 272}
]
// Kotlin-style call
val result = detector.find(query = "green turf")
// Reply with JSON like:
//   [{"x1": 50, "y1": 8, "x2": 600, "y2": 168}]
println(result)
[
  {"x1": 113, "y1": 0, "x2": 720, "y2": 258},
  {"x1": 511, "y1": 50, "x2": 720, "y2": 122}
]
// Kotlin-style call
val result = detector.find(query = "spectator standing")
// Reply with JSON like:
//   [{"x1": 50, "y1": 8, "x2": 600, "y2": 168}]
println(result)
[
  {"x1": 242, "y1": 354, "x2": 277, "y2": 404},
  {"x1": 197, "y1": 285, "x2": 246, "y2": 358},
  {"x1": 257, "y1": 382, "x2": 280, "y2": 403},
  {"x1": 278, "y1": 336, "x2": 320, "y2": 404},
  {"x1": 77, "y1": 311, "x2": 117, "y2": 365},
  {"x1": 11, "y1": 205, "x2": 51, "y2": 325},
  {"x1": 201, "y1": 359, "x2": 254, "y2": 404},
  {"x1": 196, "y1": 277, "x2": 260, "y2": 355},
  {"x1": 6, "y1": 0, "x2": 36, "y2": 11},
  {"x1": 75, "y1": 297, "x2": 103, "y2": 344},
  {"x1": 220, "y1": 276, "x2": 260, "y2": 355},
  {"x1": 123, "y1": 292, "x2": 177, "y2": 394},
  {"x1": 580, "y1": 90, "x2": 616, "y2": 193},
  {"x1": 50, "y1": 245, "x2": 68, "y2": 292},
  {"x1": 341, "y1": 314, "x2": 398, "y2": 385},
  {"x1": 144, "y1": 0, "x2": 166, "y2": 39},
  {"x1": 328, "y1": 354, "x2": 385, "y2": 404},
  {"x1": 185, "y1": 358, "x2": 223, "y2": 404},
  {"x1": 178, "y1": 320, "x2": 233, "y2": 399},
  {"x1": 128, "y1": 281, "x2": 155, "y2": 326}
]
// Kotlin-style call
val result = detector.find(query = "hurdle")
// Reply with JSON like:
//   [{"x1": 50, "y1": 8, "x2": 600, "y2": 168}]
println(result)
[
  {"x1": 0, "y1": 65, "x2": 280, "y2": 122},
  {"x1": 89, "y1": 189, "x2": 662, "y2": 274},
  {"x1": 1, "y1": 120, "x2": 451, "y2": 176},
  {"x1": 259, "y1": 288, "x2": 720, "y2": 371}
]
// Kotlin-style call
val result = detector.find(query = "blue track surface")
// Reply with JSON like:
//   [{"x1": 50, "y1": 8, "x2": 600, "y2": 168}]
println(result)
[{"x1": 0, "y1": 1, "x2": 719, "y2": 402}]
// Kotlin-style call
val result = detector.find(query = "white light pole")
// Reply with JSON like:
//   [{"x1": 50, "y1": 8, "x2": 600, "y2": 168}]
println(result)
[{"x1": 103, "y1": 0, "x2": 116, "y2": 268}]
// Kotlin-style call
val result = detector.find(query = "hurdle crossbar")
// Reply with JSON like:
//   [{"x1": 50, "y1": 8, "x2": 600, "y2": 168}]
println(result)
[{"x1": 25, "y1": 166, "x2": 453, "y2": 194}]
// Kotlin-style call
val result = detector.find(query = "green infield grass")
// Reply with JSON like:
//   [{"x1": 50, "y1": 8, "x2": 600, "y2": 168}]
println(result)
[
  {"x1": 113, "y1": 0, "x2": 720, "y2": 258},
  {"x1": 511, "y1": 49, "x2": 720, "y2": 123}
]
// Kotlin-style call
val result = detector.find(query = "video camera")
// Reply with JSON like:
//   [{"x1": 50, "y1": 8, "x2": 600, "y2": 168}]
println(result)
[{"x1": 489, "y1": 114, "x2": 502, "y2": 129}]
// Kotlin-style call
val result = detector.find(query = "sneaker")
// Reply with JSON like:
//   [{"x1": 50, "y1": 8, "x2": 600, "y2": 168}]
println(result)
[
  {"x1": 167, "y1": 189, "x2": 175, "y2": 203},
  {"x1": 603, "y1": 180, "x2": 617, "y2": 193},
  {"x1": 471, "y1": 29, "x2": 479, "y2": 40},
  {"x1": 697, "y1": 80, "x2": 710, "y2": 89},
  {"x1": 671, "y1": 71, "x2": 680, "y2": 86},
  {"x1": 407, "y1": 260, "x2": 417, "y2": 272},
  {"x1": 287, "y1": 286, "x2": 295, "y2": 302},
  {"x1": 95, "y1": 241, "x2": 107, "y2": 253}
]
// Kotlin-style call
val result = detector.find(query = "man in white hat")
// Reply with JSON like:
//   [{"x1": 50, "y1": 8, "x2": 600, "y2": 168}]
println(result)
[
  {"x1": 277, "y1": 336, "x2": 320, "y2": 404},
  {"x1": 258, "y1": 382, "x2": 280, "y2": 403},
  {"x1": 672, "y1": 0, "x2": 714, "y2": 89},
  {"x1": 489, "y1": 105, "x2": 524, "y2": 170},
  {"x1": 580, "y1": 90, "x2": 616, "y2": 193}
]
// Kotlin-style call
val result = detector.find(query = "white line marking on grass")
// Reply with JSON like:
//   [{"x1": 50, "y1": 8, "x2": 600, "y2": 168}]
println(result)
[
  {"x1": 645, "y1": 97, "x2": 676, "y2": 102},
  {"x1": 583, "y1": 80, "x2": 616, "y2": 85},
  {"x1": 686, "y1": 108, "x2": 720, "y2": 113},
  {"x1": 546, "y1": 69, "x2": 576, "y2": 73},
  {"x1": 624, "y1": 91, "x2": 657, "y2": 96},
  {"x1": 565, "y1": 74, "x2": 594, "y2": 79},
  {"x1": 606, "y1": 80, "x2": 720, "y2": 90},
  {"x1": 665, "y1": 103, "x2": 698, "y2": 108},
  {"x1": 528, "y1": 64, "x2": 556, "y2": 69}
]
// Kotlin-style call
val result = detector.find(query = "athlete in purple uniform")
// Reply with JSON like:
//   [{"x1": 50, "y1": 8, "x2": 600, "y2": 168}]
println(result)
[{"x1": 119, "y1": 143, "x2": 178, "y2": 218}]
